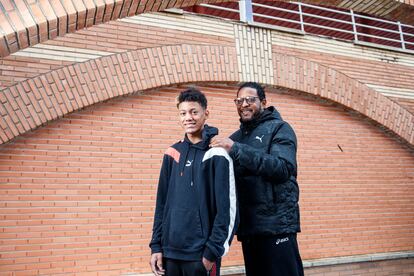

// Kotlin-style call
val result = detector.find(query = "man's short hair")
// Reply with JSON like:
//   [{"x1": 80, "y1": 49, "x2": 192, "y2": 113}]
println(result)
[
  {"x1": 176, "y1": 87, "x2": 208, "y2": 109},
  {"x1": 237, "y1": 82, "x2": 266, "y2": 101}
]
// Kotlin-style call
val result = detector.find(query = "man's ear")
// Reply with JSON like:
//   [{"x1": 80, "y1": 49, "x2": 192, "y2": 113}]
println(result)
[
  {"x1": 261, "y1": 99, "x2": 267, "y2": 108},
  {"x1": 205, "y1": 109, "x2": 210, "y2": 119}
]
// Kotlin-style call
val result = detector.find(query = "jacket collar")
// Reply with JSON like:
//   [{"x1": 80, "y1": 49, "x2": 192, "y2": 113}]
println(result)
[{"x1": 240, "y1": 106, "x2": 282, "y2": 131}]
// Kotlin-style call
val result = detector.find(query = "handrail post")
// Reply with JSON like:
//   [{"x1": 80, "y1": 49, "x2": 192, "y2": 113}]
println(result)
[
  {"x1": 298, "y1": 2, "x2": 305, "y2": 33},
  {"x1": 239, "y1": 0, "x2": 253, "y2": 23},
  {"x1": 350, "y1": 10, "x2": 358, "y2": 42},
  {"x1": 398, "y1": 21, "x2": 406, "y2": 49}
]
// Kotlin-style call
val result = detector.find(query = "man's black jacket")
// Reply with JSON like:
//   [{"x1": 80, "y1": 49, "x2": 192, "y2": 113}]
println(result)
[{"x1": 229, "y1": 106, "x2": 300, "y2": 239}]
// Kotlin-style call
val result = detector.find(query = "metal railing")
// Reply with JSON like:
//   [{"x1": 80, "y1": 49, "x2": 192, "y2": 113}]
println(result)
[{"x1": 196, "y1": 1, "x2": 414, "y2": 52}]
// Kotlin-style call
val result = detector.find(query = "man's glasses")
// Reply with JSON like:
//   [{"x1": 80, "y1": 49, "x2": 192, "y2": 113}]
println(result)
[{"x1": 234, "y1": 96, "x2": 259, "y2": 106}]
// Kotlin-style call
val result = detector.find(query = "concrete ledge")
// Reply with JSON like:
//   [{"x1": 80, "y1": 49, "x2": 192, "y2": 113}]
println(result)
[
  {"x1": 122, "y1": 266, "x2": 246, "y2": 276},
  {"x1": 221, "y1": 266, "x2": 246, "y2": 275},
  {"x1": 303, "y1": 251, "x2": 414, "y2": 268},
  {"x1": 125, "y1": 251, "x2": 414, "y2": 275}
]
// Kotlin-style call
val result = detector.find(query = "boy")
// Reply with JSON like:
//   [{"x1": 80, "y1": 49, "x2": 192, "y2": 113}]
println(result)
[{"x1": 149, "y1": 88, "x2": 237, "y2": 276}]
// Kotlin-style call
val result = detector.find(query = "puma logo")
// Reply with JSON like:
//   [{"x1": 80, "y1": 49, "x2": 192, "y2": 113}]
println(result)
[
  {"x1": 185, "y1": 160, "x2": 193, "y2": 167},
  {"x1": 255, "y1": 135, "x2": 264, "y2": 143}
]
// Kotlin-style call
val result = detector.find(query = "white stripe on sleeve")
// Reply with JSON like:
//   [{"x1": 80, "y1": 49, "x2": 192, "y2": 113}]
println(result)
[{"x1": 203, "y1": 147, "x2": 237, "y2": 256}]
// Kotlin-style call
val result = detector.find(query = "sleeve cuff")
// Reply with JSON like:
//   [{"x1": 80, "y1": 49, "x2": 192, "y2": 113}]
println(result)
[
  {"x1": 150, "y1": 244, "x2": 162, "y2": 254},
  {"x1": 203, "y1": 246, "x2": 217, "y2": 262}
]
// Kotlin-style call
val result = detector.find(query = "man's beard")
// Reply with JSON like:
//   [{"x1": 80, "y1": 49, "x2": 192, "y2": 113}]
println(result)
[{"x1": 240, "y1": 108, "x2": 262, "y2": 122}]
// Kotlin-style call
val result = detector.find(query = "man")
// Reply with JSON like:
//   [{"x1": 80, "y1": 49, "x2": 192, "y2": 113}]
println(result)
[
  {"x1": 210, "y1": 82, "x2": 304, "y2": 276},
  {"x1": 149, "y1": 87, "x2": 237, "y2": 276}
]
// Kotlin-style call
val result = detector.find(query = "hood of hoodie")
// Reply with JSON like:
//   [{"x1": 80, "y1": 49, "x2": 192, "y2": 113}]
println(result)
[
  {"x1": 240, "y1": 106, "x2": 282, "y2": 131},
  {"x1": 184, "y1": 124, "x2": 218, "y2": 150},
  {"x1": 180, "y1": 125, "x2": 218, "y2": 176}
]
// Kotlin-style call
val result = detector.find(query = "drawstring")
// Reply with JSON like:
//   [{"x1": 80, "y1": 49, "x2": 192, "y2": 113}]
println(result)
[
  {"x1": 179, "y1": 142, "x2": 190, "y2": 177},
  {"x1": 191, "y1": 149, "x2": 198, "y2": 186},
  {"x1": 179, "y1": 143, "x2": 197, "y2": 188}
]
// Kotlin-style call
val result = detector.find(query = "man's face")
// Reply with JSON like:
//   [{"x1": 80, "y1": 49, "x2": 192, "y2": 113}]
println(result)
[
  {"x1": 235, "y1": 87, "x2": 266, "y2": 122},
  {"x1": 178, "y1": 101, "x2": 208, "y2": 137}
]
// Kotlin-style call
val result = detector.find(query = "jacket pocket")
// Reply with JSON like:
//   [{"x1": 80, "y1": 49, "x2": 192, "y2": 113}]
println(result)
[
  {"x1": 164, "y1": 207, "x2": 205, "y2": 250},
  {"x1": 273, "y1": 180, "x2": 297, "y2": 203}
]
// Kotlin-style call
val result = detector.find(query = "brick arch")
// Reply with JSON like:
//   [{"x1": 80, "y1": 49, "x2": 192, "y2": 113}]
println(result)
[
  {"x1": 0, "y1": 0, "x2": 238, "y2": 58},
  {"x1": 272, "y1": 52, "x2": 413, "y2": 146},
  {"x1": 1, "y1": 0, "x2": 414, "y2": 58},
  {"x1": 0, "y1": 44, "x2": 412, "y2": 146},
  {"x1": 0, "y1": 44, "x2": 239, "y2": 144}
]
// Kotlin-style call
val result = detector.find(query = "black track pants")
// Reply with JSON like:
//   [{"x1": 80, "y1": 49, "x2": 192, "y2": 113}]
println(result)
[
  {"x1": 241, "y1": 234, "x2": 304, "y2": 276},
  {"x1": 164, "y1": 258, "x2": 221, "y2": 276}
]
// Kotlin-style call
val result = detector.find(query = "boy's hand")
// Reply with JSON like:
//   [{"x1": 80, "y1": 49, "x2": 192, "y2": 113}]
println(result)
[
  {"x1": 202, "y1": 257, "x2": 214, "y2": 272},
  {"x1": 150, "y1": 253, "x2": 165, "y2": 275}
]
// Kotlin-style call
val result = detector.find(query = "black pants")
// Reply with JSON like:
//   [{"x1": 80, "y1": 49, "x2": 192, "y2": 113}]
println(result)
[
  {"x1": 164, "y1": 258, "x2": 221, "y2": 276},
  {"x1": 241, "y1": 234, "x2": 304, "y2": 276}
]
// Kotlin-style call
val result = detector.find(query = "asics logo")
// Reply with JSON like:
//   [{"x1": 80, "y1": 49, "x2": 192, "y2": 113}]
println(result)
[{"x1": 275, "y1": 237, "x2": 289, "y2": 245}]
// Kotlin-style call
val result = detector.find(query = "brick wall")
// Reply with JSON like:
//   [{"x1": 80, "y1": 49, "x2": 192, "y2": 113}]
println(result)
[
  {"x1": 0, "y1": 0, "x2": 413, "y2": 59},
  {"x1": 271, "y1": 31, "x2": 414, "y2": 114},
  {"x1": 1, "y1": 2, "x2": 414, "y2": 275},
  {"x1": 1, "y1": 12, "x2": 412, "y2": 147},
  {"x1": 1, "y1": 16, "x2": 234, "y2": 90},
  {"x1": 1, "y1": 84, "x2": 413, "y2": 275}
]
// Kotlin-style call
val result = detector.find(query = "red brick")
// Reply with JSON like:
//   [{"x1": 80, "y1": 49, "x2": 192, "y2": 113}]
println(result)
[{"x1": 1, "y1": 84, "x2": 413, "y2": 275}]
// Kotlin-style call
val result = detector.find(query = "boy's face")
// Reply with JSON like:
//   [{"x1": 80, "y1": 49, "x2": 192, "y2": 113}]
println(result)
[{"x1": 178, "y1": 101, "x2": 209, "y2": 137}]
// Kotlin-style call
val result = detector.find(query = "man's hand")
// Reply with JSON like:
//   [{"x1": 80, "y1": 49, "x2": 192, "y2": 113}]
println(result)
[
  {"x1": 202, "y1": 257, "x2": 214, "y2": 272},
  {"x1": 150, "y1": 253, "x2": 165, "y2": 276},
  {"x1": 210, "y1": 136, "x2": 234, "y2": 152}
]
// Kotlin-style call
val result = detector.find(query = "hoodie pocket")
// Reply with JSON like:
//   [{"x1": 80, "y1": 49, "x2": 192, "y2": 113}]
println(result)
[{"x1": 164, "y1": 207, "x2": 205, "y2": 250}]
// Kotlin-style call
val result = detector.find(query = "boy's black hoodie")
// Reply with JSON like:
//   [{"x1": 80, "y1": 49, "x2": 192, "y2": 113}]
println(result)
[{"x1": 150, "y1": 125, "x2": 237, "y2": 262}]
